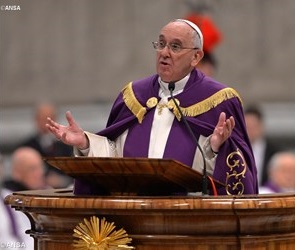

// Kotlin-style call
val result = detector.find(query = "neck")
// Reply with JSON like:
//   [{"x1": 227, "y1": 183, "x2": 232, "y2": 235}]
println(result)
[{"x1": 159, "y1": 74, "x2": 190, "y2": 89}]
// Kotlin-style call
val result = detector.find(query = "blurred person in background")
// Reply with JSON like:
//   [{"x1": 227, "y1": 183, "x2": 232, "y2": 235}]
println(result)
[
  {"x1": 19, "y1": 103, "x2": 73, "y2": 188},
  {"x1": 184, "y1": 3, "x2": 221, "y2": 78},
  {"x1": 0, "y1": 148, "x2": 47, "y2": 249},
  {"x1": 259, "y1": 151, "x2": 295, "y2": 194},
  {"x1": 1, "y1": 153, "x2": 23, "y2": 249},
  {"x1": 195, "y1": 51, "x2": 217, "y2": 77},
  {"x1": 2, "y1": 147, "x2": 47, "y2": 191},
  {"x1": 244, "y1": 105, "x2": 280, "y2": 187}
]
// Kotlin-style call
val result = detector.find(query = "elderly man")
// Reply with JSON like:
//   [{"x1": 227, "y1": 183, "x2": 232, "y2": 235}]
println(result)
[
  {"x1": 1, "y1": 147, "x2": 47, "y2": 249},
  {"x1": 259, "y1": 151, "x2": 295, "y2": 194},
  {"x1": 19, "y1": 103, "x2": 73, "y2": 188},
  {"x1": 3, "y1": 147, "x2": 47, "y2": 191},
  {"x1": 46, "y1": 19, "x2": 257, "y2": 195}
]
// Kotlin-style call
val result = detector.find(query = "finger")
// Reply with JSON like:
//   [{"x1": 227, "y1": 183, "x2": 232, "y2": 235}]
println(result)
[
  {"x1": 65, "y1": 111, "x2": 77, "y2": 127},
  {"x1": 224, "y1": 117, "x2": 235, "y2": 138},
  {"x1": 45, "y1": 123, "x2": 54, "y2": 133},
  {"x1": 46, "y1": 117, "x2": 60, "y2": 129},
  {"x1": 216, "y1": 112, "x2": 226, "y2": 127},
  {"x1": 46, "y1": 124, "x2": 61, "y2": 139},
  {"x1": 225, "y1": 119, "x2": 232, "y2": 131},
  {"x1": 230, "y1": 116, "x2": 235, "y2": 129},
  {"x1": 225, "y1": 120, "x2": 233, "y2": 134},
  {"x1": 225, "y1": 116, "x2": 235, "y2": 131}
]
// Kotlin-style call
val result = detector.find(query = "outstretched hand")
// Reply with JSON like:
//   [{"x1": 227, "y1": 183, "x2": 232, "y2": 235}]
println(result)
[
  {"x1": 46, "y1": 111, "x2": 89, "y2": 149},
  {"x1": 210, "y1": 112, "x2": 235, "y2": 153}
]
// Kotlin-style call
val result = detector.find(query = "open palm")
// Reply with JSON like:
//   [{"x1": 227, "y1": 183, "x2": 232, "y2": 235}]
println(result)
[
  {"x1": 210, "y1": 112, "x2": 235, "y2": 153},
  {"x1": 46, "y1": 111, "x2": 88, "y2": 149}
]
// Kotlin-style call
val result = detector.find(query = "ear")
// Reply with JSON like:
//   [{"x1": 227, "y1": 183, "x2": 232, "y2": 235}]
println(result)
[{"x1": 191, "y1": 50, "x2": 204, "y2": 67}]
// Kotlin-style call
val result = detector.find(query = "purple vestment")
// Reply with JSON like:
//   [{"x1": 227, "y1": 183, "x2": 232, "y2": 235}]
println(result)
[
  {"x1": 74, "y1": 69, "x2": 258, "y2": 195},
  {"x1": 261, "y1": 182, "x2": 281, "y2": 193}
]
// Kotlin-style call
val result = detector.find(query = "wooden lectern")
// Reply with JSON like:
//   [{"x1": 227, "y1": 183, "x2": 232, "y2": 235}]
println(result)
[
  {"x1": 5, "y1": 157, "x2": 295, "y2": 250},
  {"x1": 43, "y1": 157, "x2": 223, "y2": 195}
]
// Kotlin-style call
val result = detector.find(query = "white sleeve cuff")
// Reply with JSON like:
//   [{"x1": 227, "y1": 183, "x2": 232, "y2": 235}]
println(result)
[
  {"x1": 74, "y1": 131, "x2": 116, "y2": 157},
  {"x1": 191, "y1": 135, "x2": 217, "y2": 175}
]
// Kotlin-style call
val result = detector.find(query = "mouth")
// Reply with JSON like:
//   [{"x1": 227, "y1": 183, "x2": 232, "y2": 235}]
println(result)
[{"x1": 159, "y1": 60, "x2": 170, "y2": 66}]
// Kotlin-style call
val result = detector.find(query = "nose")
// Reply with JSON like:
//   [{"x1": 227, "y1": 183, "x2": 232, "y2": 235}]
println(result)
[{"x1": 159, "y1": 44, "x2": 171, "y2": 57}]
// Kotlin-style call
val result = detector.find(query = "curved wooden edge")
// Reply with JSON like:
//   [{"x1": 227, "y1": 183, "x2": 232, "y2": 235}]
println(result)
[
  {"x1": 4, "y1": 190, "x2": 295, "y2": 249},
  {"x1": 4, "y1": 189, "x2": 295, "y2": 211}
]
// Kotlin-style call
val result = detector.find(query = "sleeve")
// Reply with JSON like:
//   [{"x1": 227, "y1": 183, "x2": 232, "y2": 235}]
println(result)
[
  {"x1": 212, "y1": 98, "x2": 258, "y2": 195},
  {"x1": 192, "y1": 135, "x2": 217, "y2": 175},
  {"x1": 73, "y1": 131, "x2": 117, "y2": 157}
]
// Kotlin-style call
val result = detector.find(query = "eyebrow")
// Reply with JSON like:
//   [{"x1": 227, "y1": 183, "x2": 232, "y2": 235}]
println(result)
[{"x1": 158, "y1": 35, "x2": 183, "y2": 44}]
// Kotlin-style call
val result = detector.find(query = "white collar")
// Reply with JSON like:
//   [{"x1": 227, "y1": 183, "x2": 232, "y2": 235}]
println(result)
[{"x1": 158, "y1": 74, "x2": 190, "y2": 98}]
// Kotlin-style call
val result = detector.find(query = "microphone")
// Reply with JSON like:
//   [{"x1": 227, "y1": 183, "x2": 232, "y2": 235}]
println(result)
[{"x1": 168, "y1": 82, "x2": 208, "y2": 195}]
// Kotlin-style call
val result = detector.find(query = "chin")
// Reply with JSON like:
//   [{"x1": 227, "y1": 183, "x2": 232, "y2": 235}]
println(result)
[
  {"x1": 157, "y1": 69, "x2": 172, "y2": 80},
  {"x1": 158, "y1": 73, "x2": 172, "y2": 82}
]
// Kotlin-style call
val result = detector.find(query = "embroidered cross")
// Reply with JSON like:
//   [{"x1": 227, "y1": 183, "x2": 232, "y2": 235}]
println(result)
[{"x1": 157, "y1": 103, "x2": 168, "y2": 115}]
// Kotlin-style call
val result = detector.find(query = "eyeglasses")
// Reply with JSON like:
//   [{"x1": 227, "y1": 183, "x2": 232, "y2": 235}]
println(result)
[{"x1": 152, "y1": 41, "x2": 198, "y2": 53}]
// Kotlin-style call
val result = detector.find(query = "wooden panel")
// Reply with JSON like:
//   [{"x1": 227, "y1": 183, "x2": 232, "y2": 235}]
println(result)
[
  {"x1": 44, "y1": 157, "x2": 224, "y2": 195},
  {"x1": 4, "y1": 190, "x2": 295, "y2": 250}
]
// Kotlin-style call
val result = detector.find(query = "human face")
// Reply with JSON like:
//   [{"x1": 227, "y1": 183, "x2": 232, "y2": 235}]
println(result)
[
  {"x1": 155, "y1": 21, "x2": 203, "y2": 83},
  {"x1": 271, "y1": 154, "x2": 295, "y2": 190},
  {"x1": 196, "y1": 61, "x2": 216, "y2": 77},
  {"x1": 244, "y1": 114, "x2": 264, "y2": 143},
  {"x1": 36, "y1": 104, "x2": 56, "y2": 134},
  {"x1": 22, "y1": 156, "x2": 45, "y2": 190},
  {"x1": 13, "y1": 148, "x2": 46, "y2": 190}
]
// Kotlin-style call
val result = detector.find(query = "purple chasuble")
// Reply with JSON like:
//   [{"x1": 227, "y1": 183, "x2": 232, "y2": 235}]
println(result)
[
  {"x1": 261, "y1": 182, "x2": 281, "y2": 193},
  {"x1": 74, "y1": 69, "x2": 258, "y2": 195},
  {"x1": 1, "y1": 193, "x2": 21, "y2": 241}
]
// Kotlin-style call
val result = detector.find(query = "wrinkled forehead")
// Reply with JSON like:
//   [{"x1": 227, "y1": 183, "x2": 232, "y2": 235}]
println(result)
[
  {"x1": 160, "y1": 20, "x2": 203, "y2": 48},
  {"x1": 160, "y1": 22, "x2": 194, "y2": 40}
]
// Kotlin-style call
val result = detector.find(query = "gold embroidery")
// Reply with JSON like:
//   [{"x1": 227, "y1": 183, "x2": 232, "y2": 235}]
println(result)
[
  {"x1": 157, "y1": 103, "x2": 167, "y2": 115},
  {"x1": 146, "y1": 97, "x2": 158, "y2": 108},
  {"x1": 160, "y1": 88, "x2": 241, "y2": 121},
  {"x1": 122, "y1": 83, "x2": 241, "y2": 123},
  {"x1": 167, "y1": 99, "x2": 181, "y2": 121},
  {"x1": 122, "y1": 82, "x2": 146, "y2": 124},
  {"x1": 180, "y1": 88, "x2": 242, "y2": 117},
  {"x1": 225, "y1": 149, "x2": 247, "y2": 195}
]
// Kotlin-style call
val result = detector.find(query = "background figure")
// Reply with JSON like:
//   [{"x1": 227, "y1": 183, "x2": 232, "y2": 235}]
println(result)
[
  {"x1": 244, "y1": 105, "x2": 280, "y2": 186},
  {"x1": 0, "y1": 147, "x2": 48, "y2": 249},
  {"x1": 259, "y1": 151, "x2": 295, "y2": 194},
  {"x1": 2, "y1": 147, "x2": 47, "y2": 191},
  {"x1": 19, "y1": 103, "x2": 73, "y2": 188},
  {"x1": 184, "y1": 2, "x2": 222, "y2": 77},
  {"x1": 195, "y1": 51, "x2": 217, "y2": 77},
  {"x1": 1, "y1": 153, "x2": 23, "y2": 249}
]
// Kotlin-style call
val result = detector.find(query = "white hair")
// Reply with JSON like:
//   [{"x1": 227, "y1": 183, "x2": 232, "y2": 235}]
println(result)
[
  {"x1": 268, "y1": 151, "x2": 295, "y2": 172},
  {"x1": 174, "y1": 19, "x2": 203, "y2": 50}
]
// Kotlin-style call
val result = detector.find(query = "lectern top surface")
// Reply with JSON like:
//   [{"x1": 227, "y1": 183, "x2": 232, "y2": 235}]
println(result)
[{"x1": 44, "y1": 157, "x2": 224, "y2": 195}]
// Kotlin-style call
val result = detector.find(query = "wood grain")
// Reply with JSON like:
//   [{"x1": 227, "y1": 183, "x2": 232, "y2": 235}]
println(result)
[
  {"x1": 44, "y1": 157, "x2": 224, "y2": 195},
  {"x1": 5, "y1": 190, "x2": 295, "y2": 250}
]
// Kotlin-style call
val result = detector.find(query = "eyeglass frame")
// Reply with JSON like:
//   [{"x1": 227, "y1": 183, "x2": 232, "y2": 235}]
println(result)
[{"x1": 152, "y1": 41, "x2": 199, "y2": 53}]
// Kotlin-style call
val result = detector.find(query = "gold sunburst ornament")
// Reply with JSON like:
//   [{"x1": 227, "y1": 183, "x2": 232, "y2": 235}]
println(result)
[{"x1": 73, "y1": 216, "x2": 135, "y2": 250}]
